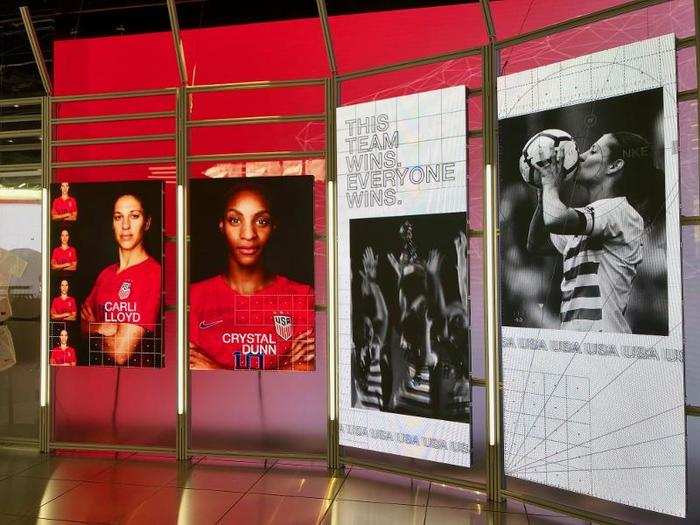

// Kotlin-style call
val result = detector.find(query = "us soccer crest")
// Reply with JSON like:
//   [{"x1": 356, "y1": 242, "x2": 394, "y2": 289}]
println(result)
[
  {"x1": 118, "y1": 281, "x2": 132, "y2": 300},
  {"x1": 273, "y1": 314, "x2": 293, "y2": 341}
]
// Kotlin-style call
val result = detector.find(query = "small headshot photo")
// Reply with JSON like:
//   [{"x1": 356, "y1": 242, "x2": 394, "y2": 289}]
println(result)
[
  {"x1": 50, "y1": 279, "x2": 77, "y2": 321},
  {"x1": 50, "y1": 328, "x2": 77, "y2": 366},
  {"x1": 51, "y1": 229, "x2": 78, "y2": 272},
  {"x1": 51, "y1": 182, "x2": 78, "y2": 222}
]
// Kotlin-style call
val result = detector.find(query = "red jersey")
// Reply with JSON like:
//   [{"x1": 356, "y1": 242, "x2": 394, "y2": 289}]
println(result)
[
  {"x1": 50, "y1": 346, "x2": 76, "y2": 365},
  {"x1": 52, "y1": 196, "x2": 77, "y2": 217},
  {"x1": 85, "y1": 257, "x2": 161, "y2": 329},
  {"x1": 51, "y1": 296, "x2": 77, "y2": 315},
  {"x1": 189, "y1": 275, "x2": 315, "y2": 371},
  {"x1": 51, "y1": 246, "x2": 77, "y2": 266}
]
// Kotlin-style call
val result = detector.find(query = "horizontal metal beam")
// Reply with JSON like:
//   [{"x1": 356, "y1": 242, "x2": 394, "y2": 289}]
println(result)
[
  {"x1": 0, "y1": 97, "x2": 43, "y2": 108},
  {"x1": 678, "y1": 89, "x2": 697, "y2": 102},
  {"x1": 0, "y1": 129, "x2": 41, "y2": 139},
  {"x1": 472, "y1": 377, "x2": 487, "y2": 387},
  {"x1": 469, "y1": 229, "x2": 484, "y2": 237},
  {"x1": 186, "y1": 79, "x2": 326, "y2": 94},
  {"x1": 681, "y1": 215, "x2": 700, "y2": 225},
  {"x1": 188, "y1": 448, "x2": 326, "y2": 461},
  {"x1": 337, "y1": 46, "x2": 482, "y2": 82},
  {"x1": 0, "y1": 114, "x2": 41, "y2": 124},
  {"x1": 687, "y1": 405, "x2": 700, "y2": 416},
  {"x1": 53, "y1": 133, "x2": 174, "y2": 147},
  {"x1": 187, "y1": 151, "x2": 326, "y2": 163},
  {"x1": 341, "y1": 457, "x2": 487, "y2": 493},
  {"x1": 677, "y1": 35, "x2": 696, "y2": 49},
  {"x1": 187, "y1": 114, "x2": 326, "y2": 128},
  {"x1": 496, "y1": 0, "x2": 668, "y2": 49},
  {"x1": 0, "y1": 163, "x2": 41, "y2": 173},
  {"x1": 52, "y1": 111, "x2": 175, "y2": 125},
  {"x1": 0, "y1": 143, "x2": 41, "y2": 152},
  {"x1": 51, "y1": 87, "x2": 176, "y2": 103},
  {"x1": 52, "y1": 156, "x2": 175, "y2": 169},
  {"x1": 50, "y1": 441, "x2": 176, "y2": 455},
  {"x1": 502, "y1": 488, "x2": 629, "y2": 525}
]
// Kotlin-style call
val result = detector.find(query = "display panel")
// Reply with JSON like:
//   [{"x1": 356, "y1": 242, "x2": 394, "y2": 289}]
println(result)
[
  {"x1": 49, "y1": 181, "x2": 164, "y2": 368},
  {"x1": 0, "y1": 197, "x2": 41, "y2": 439},
  {"x1": 337, "y1": 86, "x2": 471, "y2": 466},
  {"x1": 189, "y1": 176, "x2": 315, "y2": 371},
  {"x1": 498, "y1": 35, "x2": 685, "y2": 517}
]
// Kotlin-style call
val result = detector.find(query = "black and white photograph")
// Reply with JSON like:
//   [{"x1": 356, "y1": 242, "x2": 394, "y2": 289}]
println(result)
[
  {"x1": 349, "y1": 212, "x2": 470, "y2": 422},
  {"x1": 499, "y1": 88, "x2": 668, "y2": 336}
]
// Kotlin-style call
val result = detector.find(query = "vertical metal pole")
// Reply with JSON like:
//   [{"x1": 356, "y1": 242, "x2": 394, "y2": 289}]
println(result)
[
  {"x1": 326, "y1": 77, "x2": 341, "y2": 471},
  {"x1": 482, "y1": 43, "x2": 504, "y2": 503},
  {"x1": 694, "y1": 0, "x2": 700, "y2": 204},
  {"x1": 39, "y1": 96, "x2": 52, "y2": 453},
  {"x1": 176, "y1": 87, "x2": 189, "y2": 461}
]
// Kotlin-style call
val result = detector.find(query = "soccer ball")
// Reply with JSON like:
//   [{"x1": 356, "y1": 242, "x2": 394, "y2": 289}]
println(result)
[{"x1": 519, "y1": 129, "x2": 579, "y2": 187}]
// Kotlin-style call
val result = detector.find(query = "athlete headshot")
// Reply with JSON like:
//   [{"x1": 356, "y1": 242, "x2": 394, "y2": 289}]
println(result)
[
  {"x1": 50, "y1": 279, "x2": 77, "y2": 321},
  {"x1": 527, "y1": 133, "x2": 660, "y2": 333},
  {"x1": 50, "y1": 329, "x2": 77, "y2": 366},
  {"x1": 51, "y1": 182, "x2": 78, "y2": 222},
  {"x1": 80, "y1": 193, "x2": 162, "y2": 366},
  {"x1": 51, "y1": 229, "x2": 78, "y2": 272},
  {"x1": 189, "y1": 181, "x2": 315, "y2": 371}
]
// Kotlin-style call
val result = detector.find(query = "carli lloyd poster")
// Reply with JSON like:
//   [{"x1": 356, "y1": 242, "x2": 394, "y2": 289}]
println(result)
[
  {"x1": 337, "y1": 86, "x2": 472, "y2": 467},
  {"x1": 498, "y1": 35, "x2": 685, "y2": 517}
]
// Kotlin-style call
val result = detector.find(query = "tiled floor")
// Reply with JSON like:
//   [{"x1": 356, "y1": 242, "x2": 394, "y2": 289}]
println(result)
[{"x1": 0, "y1": 448, "x2": 590, "y2": 524}]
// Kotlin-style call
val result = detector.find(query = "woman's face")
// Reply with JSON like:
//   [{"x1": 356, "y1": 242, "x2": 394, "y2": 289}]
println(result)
[
  {"x1": 220, "y1": 190, "x2": 273, "y2": 268},
  {"x1": 576, "y1": 134, "x2": 617, "y2": 186},
  {"x1": 113, "y1": 195, "x2": 150, "y2": 251},
  {"x1": 60, "y1": 182, "x2": 69, "y2": 197},
  {"x1": 60, "y1": 230, "x2": 69, "y2": 245},
  {"x1": 59, "y1": 330, "x2": 68, "y2": 345},
  {"x1": 60, "y1": 280, "x2": 69, "y2": 295}
]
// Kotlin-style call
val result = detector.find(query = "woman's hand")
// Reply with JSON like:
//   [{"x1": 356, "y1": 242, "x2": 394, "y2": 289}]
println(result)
[
  {"x1": 361, "y1": 247, "x2": 378, "y2": 281},
  {"x1": 287, "y1": 328, "x2": 315, "y2": 369},
  {"x1": 189, "y1": 343, "x2": 225, "y2": 369},
  {"x1": 387, "y1": 253, "x2": 401, "y2": 280},
  {"x1": 426, "y1": 249, "x2": 443, "y2": 276},
  {"x1": 535, "y1": 145, "x2": 565, "y2": 189}
]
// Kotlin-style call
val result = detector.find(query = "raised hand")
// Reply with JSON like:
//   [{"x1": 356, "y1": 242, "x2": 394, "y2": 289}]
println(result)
[
  {"x1": 534, "y1": 144, "x2": 566, "y2": 189},
  {"x1": 426, "y1": 249, "x2": 443, "y2": 275},
  {"x1": 362, "y1": 247, "x2": 378, "y2": 281}
]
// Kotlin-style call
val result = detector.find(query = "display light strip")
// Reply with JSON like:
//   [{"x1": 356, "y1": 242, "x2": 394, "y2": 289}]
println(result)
[
  {"x1": 39, "y1": 187, "x2": 49, "y2": 406},
  {"x1": 327, "y1": 179, "x2": 336, "y2": 422},
  {"x1": 177, "y1": 184, "x2": 185, "y2": 415},
  {"x1": 485, "y1": 163, "x2": 497, "y2": 447}
]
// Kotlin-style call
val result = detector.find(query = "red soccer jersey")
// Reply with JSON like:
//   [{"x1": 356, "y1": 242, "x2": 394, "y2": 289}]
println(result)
[
  {"x1": 51, "y1": 246, "x2": 77, "y2": 266},
  {"x1": 85, "y1": 257, "x2": 161, "y2": 329},
  {"x1": 50, "y1": 346, "x2": 76, "y2": 365},
  {"x1": 189, "y1": 275, "x2": 315, "y2": 371},
  {"x1": 51, "y1": 295, "x2": 77, "y2": 316},
  {"x1": 52, "y1": 196, "x2": 77, "y2": 217}
]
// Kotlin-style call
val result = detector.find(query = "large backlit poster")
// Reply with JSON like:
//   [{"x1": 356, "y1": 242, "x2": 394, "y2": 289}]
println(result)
[
  {"x1": 49, "y1": 181, "x2": 164, "y2": 367},
  {"x1": 337, "y1": 86, "x2": 471, "y2": 466},
  {"x1": 498, "y1": 35, "x2": 685, "y2": 516},
  {"x1": 189, "y1": 176, "x2": 315, "y2": 371}
]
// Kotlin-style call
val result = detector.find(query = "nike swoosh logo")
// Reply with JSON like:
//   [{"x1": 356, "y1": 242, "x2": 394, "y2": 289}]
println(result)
[{"x1": 199, "y1": 320, "x2": 223, "y2": 329}]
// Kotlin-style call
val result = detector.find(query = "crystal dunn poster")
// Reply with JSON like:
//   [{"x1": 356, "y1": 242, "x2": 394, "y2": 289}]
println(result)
[
  {"x1": 188, "y1": 176, "x2": 315, "y2": 371},
  {"x1": 498, "y1": 34, "x2": 685, "y2": 517},
  {"x1": 49, "y1": 181, "x2": 164, "y2": 368},
  {"x1": 337, "y1": 86, "x2": 471, "y2": 467}
]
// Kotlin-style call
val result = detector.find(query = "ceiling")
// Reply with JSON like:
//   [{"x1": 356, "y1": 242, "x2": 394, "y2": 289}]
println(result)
[{"x1": 0, "y1": 1, "x2": 479, "y2": 97}]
